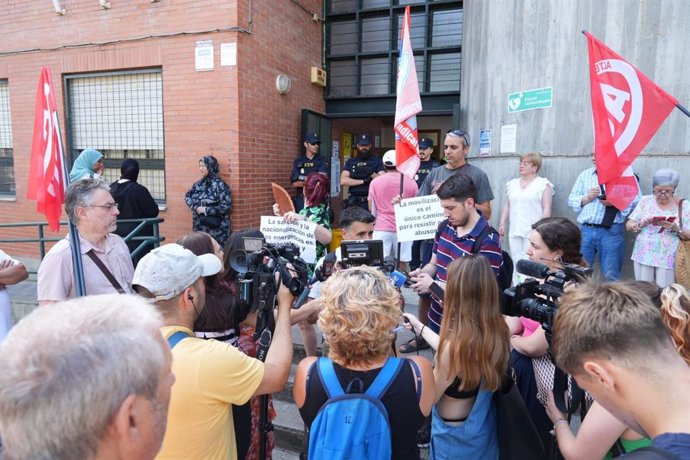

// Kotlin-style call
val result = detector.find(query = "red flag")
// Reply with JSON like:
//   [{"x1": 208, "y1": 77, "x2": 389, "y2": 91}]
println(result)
[
  {"x1": 394, "y1": 6, "x2": 422, "y2": 180},
  {"x1": 27, "y1": 67, "x2": 66, "y2": 231},
  {"x1": 586, "y1": 32, "x2": 677, "y2": 208}
]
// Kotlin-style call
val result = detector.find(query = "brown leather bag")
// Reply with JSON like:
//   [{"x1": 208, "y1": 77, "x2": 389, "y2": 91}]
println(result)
[{"x1": 675, "y1": 199, "x2": 690, "y2": 289}]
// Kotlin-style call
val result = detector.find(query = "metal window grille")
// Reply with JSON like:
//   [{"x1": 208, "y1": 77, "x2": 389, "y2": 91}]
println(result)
[
  {"x1": 65, "y1": 69, "x2": 166, "y2": 203},
  {"x1": 326, "y1": 0, "x2": 463, "y2": 99},
  {"x1": 0, "y1": 80, "x2": 16, "y2": 197}
]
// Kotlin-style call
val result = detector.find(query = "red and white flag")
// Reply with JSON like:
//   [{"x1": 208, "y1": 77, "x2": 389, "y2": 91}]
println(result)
[
  {"x1": 586, "y1": 31, "x2": 678, "y2": 209},
  {"x1": 394, "y1": 6, "x2": 422, "y2": 180},
  {"x1": 27, "y1": 67, "x2": 66, "y2": 231}
]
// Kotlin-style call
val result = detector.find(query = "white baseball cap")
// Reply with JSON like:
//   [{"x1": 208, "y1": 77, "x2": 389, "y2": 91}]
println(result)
[
  {"x1": 132, "y1": 243, "x2": 222, "y2": 301},
  {"x1": 382, "y1": 149, "x2": 396, "y2": 167}
]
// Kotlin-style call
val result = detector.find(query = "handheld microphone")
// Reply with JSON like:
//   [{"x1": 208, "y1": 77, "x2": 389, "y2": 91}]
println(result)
[
  {"x1": 388, "y1": 270, "x2": 408, "y2": 288},
  {"x1": 255, "y1": 329, "x2": 272, "y2": 363},
  {"x1": 515, "y1": 259, "x2": 551, "y2": 279}
]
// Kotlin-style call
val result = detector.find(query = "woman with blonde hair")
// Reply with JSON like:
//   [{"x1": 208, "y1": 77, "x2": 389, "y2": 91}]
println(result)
[
  {"x1": 294, "y1": 266, "x2": 434, "y2": 459},
  {"x1": 499, "y1": 153, "x2": 554, "y2": 284},
  {"x1": 404, "y1": 255, "x2": 510, "y2": 458}
]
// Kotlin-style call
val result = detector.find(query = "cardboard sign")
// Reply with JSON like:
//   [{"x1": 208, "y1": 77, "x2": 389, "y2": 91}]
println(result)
[
  {"x1": 271, "y1": 183, "x2": 295, "y2": 214},
  {"x1": 394, "y1": 195, "x2": 445, "y2": 242},
  {"x1": 260, "y1": 216, "x2": 317, "y2": 263}
]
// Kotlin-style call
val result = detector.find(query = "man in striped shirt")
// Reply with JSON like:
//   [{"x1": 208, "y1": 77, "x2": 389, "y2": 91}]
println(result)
[{"x1": 409, "y1": 173, "x2": 503, "y2": 332}]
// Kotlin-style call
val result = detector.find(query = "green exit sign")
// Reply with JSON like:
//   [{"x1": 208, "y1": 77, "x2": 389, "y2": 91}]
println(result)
[{"x1": 508, "y1": 87, "x2": 553, "y2": 113}]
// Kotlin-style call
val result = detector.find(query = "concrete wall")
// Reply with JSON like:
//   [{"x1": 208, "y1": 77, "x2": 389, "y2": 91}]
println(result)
[
  {"x1": 460, "y1": 0, "x2": 690, "y2": 277},
  {"x1": 0, "y1": 0, "x2": 324, "y2": 258}
]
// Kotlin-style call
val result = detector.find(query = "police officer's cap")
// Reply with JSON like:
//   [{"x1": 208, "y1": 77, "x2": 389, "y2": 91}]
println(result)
[
  {"x1": 356, "y1": 134, "x2": 372, "y2": 146},
  {"x1": 419, "y1": 137, "x2": 433, "y2": 149},
  {"x1": 304, "y1": 133, "x2": 321, "y2": 144}
]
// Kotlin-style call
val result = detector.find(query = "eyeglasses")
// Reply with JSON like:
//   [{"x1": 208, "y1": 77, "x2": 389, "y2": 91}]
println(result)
[
  {"x1": 308, "y1": 142, "x2": 321, "y2": 146},
  {"x1": 653, "y1": 189, "x2": 674, "y2": 196},
  {"x1": 446, "y1": 129, "x2": 470, "y2": 147},
  {"x1": 90, "y1": 202, "x2": 119, "y2": 212}
]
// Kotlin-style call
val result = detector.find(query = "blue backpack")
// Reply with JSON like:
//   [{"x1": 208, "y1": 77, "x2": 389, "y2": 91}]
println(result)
[{"x1": 308, "y1": 357, "x2": 404, "y2": 460}]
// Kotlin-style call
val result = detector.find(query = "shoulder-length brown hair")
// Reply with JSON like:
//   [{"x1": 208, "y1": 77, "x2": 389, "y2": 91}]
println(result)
[{"x1": 438, "y1": 255, "x2": 510, "y2": 392}]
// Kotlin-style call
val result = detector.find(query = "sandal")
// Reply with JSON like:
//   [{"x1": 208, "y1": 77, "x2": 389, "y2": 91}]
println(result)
[{"x1": 399, "y1": 337, "x2": 430, "y2": 353}]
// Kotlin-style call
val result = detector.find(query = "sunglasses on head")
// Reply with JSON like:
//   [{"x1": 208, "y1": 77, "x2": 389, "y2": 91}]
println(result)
[{"x1": 447, "y1": 129, "x2": 470, "y2": 147}]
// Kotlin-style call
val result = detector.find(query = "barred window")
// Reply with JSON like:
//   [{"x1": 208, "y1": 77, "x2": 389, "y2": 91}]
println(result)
[
  {"x1": 0, "y1": 80, "x2": 15, "y2": 197},
  {"x1": 326, "y1": 1, "x2": 463, "y2": 98},
  {"x1": 65, "y1": 70, "x2": 165, "y2": 203}
]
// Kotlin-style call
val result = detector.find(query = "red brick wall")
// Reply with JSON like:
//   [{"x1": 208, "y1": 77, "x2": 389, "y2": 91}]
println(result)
[
  {"x1": 234, "y1": 0, "x2": 325, "y2": 229},
  {"x1": 0, "y1": 0, "x2": 324, "y2": 258}
]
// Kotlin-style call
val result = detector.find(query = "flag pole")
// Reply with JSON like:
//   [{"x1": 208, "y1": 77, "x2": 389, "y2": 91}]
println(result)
[
  {"x1": 675, "y1": 103, "x2": 690, "y2": 119},
  {"x1": 53, "y1": 101, "x2": 86, "y2": 297}
]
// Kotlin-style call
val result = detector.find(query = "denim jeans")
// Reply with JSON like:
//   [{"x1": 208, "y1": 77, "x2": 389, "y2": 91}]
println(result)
[{"x1": 579, "y1": 223, "x2": 625, "y2": 281}]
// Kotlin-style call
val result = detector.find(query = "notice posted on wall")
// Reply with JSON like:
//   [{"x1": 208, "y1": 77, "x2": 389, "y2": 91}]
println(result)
[
  {"x1": 479, "y1": 129, "x2": 492, "y2": 157},
  {"x1": 394, "y1": 195, "x2": 445, "y2": 243},
  {"x1": 195, "y1": 40, "x2": 214, "y2": 71},
  {"x1": 260, "y1": 216, "x2": 317, "y2": 263}
]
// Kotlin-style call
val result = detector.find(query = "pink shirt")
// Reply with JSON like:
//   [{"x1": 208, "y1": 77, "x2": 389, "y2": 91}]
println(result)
[
  {"x1": 368, "y1": 172, "x2": 418, "y2": 232},
  {"x1": 520, "y1": 317, "x2": 541, "y2": 337},
  {"x1": 38, "y1": 233, "x2": 134, "y2": 302}
]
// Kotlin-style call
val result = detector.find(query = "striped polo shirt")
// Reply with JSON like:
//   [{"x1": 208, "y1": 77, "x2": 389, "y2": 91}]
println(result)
[{"x1": 428, "y1": 217, "x2": 503, "y2": 332}]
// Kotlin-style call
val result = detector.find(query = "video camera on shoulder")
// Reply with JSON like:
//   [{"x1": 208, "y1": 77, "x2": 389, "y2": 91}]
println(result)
[
  {"x1": 502, "y1": 260, "x2": 592, "y2": 339},
  {"x1": 229, "y1": 237, "x2": 308, "y2": 313},
  {"x1": 340, "y1": 240, "x2": 385, "y2": 269}
]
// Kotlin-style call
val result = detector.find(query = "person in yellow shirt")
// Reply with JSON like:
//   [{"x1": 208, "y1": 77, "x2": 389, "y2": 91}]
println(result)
[{"x1": 133, "y1": 243, "x2": 296, "y2": 460}]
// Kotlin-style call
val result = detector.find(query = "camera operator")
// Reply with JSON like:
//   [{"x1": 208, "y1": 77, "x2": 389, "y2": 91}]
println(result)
[
  {"x1": 132, "y1": 243, "x2": 296, "y2": 460},
  {"x1": 306, "y1": 206, "x2": 376, "y2": 301},
  {"x1": 504, "y1": 217, "x2": 586, "y2": 457},
  {"x1": 552, "y1": 282, "x2": 690, "y2": 459}
]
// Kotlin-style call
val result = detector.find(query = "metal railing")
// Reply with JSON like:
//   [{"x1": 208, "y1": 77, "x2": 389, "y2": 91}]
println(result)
[{"x1": 0, "y1": 218, "x2": 165, "y2": 270}]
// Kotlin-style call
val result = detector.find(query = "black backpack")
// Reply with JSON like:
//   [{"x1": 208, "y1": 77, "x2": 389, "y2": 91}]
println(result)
[
  {"x1": 470, "y1": 224, "x2": 514, "y2": 296},
  {"x1": 436, "y1": 219, "x2": 513, "y2": 295}
]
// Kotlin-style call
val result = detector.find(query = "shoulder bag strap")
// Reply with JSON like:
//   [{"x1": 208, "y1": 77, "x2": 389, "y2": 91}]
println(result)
[
  {"x1": 366, "y1": 357, "x2": 404, "y2": 399},
  {"x1": 471, "y1": 224, "x2": 494, "y2": 254},
  {"x1": 678, "y1": 199, "x2": 685, "y2": 231},
  {"x1": 167, "y1": 331, "x2": 191, "y2": 349},
  {"x1": 85, "y1": 249, "x2": 126, "y2": 294}
]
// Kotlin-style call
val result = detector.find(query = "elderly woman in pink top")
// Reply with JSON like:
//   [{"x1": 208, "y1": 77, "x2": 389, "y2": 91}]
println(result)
[{"x1": 499, "y1": 153, "x2": 553, "y2": 284}]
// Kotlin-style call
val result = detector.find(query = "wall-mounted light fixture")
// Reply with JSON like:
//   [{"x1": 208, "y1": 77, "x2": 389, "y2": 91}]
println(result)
[
  {"x1": 52, "y1": 0, "x2": 66, "y2": 14},
  {"x1": 276, "y1": 74, "x2": 292, "y2": 95},
  {"x1": 99, "y1": 0, "x2": 111, "y2": 8}
]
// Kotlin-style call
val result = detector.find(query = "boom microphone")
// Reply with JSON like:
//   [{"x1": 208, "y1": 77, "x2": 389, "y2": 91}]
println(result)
[{"x1": 515, "y1": 259, "x2": 551, "y2": 279}]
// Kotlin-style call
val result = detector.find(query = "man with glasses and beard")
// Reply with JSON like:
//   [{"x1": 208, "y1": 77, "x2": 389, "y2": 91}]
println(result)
[
  {"x1": 291, "y1": 132, "x2": 330, "y2": 211},
  {"x1": 341, "y1": 134, "x2": 385, "y2": 210},
  {"x1": 38, "y1": 178, "x2": 135, "y2": 305}
]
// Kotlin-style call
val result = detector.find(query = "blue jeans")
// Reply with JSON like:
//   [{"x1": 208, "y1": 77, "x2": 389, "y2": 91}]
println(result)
[{"x1": 579, "y1": 223, "x2": 625, "y2": 281}]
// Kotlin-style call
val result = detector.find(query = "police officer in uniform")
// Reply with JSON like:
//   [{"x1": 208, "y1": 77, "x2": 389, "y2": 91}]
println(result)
[
  {"x1": 340, "y1": 134, "x2": 385, "y2": 210},
  {"x1": 291, "y1": 132, "x2": 330, "y2": 211},
  {"x1": 410, "y1": 137, "x2": 441, "y2": 270}
]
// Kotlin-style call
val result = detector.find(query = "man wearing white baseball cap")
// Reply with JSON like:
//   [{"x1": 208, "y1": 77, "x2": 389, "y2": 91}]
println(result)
[
  {"x1": 132, "y1": 243, "x2": 296, "y2": 460},
  {"x1": 368, "y1": 149, "x2": 419, "y2": 272}
]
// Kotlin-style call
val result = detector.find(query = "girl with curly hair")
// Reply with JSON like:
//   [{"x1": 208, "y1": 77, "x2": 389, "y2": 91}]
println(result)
[{"x1": 294, "y1": 265, "x2": 435, "y2": 459}]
